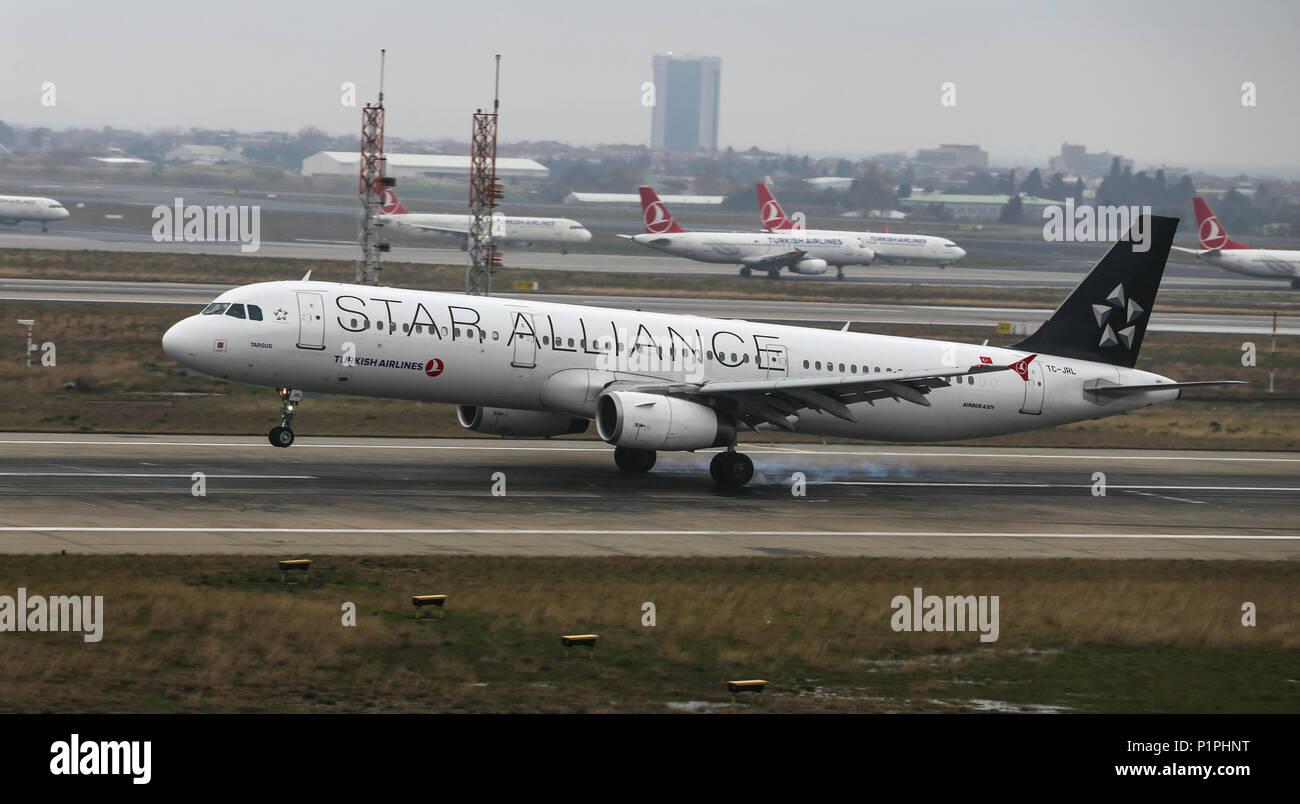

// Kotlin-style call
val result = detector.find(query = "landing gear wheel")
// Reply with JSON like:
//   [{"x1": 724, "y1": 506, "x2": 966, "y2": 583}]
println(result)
[
  {"x1": 766, "y1": 269, "x2": 780, "y2": 280},
  {"x1": 268, "y1": 426, "x2": 295, "y2": 448},
  {"x1": 836, "y1": 266, "x2": 846, "y2": 281},
  {"x1": 1292, "y1": 278, "x2": 1300, "y2": 290},
  {"x1": 740, "y1": 267, "x2": 752, "y2": 277},
  {"x1": 41, "y1": 224, "x2": 49, "y2": 233},
  {"x1": 710, "y1": 451, "x2": 754, "y2": 487},
  {"x1": 614, "y1": 446, "x2": 656, "y2": 473}
]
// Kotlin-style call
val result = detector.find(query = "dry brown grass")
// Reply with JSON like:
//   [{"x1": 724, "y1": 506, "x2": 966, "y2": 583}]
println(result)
[{"x1": 0, "y1": 555, "x2": 1294, "y2": 713}]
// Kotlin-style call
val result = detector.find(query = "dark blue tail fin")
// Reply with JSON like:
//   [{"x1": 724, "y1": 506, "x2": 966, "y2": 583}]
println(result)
[{"x1": 1013, "y1": 215, "x2": 1177, "y2": 368}]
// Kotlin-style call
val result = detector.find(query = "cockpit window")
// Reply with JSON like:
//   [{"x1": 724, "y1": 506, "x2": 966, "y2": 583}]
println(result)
[
  {"x1": 225, "y1": 303, "x2": 246, "y2": 319},
  {"x1": 248, "y1": 305, "x2": 263, "y2": 321},
  {"x1": 202, "y1": 303, "x2": 229, "y2": 315},
  {"x1": 569, "y1": 224, "x2": 584, "y2": 229}
]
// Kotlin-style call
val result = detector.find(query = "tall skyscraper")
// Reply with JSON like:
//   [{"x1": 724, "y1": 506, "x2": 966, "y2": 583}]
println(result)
[{"x1": 650, "y1": 54, "x2": 721, "y2": 152}]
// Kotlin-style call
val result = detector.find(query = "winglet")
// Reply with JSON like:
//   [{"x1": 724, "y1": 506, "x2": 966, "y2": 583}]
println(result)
[{"x1": 302, "y1": 270, "x2": 312, "y2": 281}]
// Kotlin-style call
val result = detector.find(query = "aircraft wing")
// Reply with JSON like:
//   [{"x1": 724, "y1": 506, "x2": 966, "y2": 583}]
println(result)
[
  {"x1": 617, "y1": 359, "x2": 1023, "y2": 432},
  {"x1": 740, "y1": 249, "x2": 805, "y2": 268},
  {"x1": 400, "y1": 222, "x2": 469, "y2": 236}
]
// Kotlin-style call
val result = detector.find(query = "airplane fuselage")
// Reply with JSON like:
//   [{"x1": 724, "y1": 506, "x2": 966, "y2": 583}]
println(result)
[
  {"x1": 630, "y1": 232, "x2": 874, "y2": 268},
  {"x1": 1196, "y1": 248, "x2": 1300, "y2": 280},
  {"x1": 0, "y1": 195, "x2": 70, "y2": 226},
  {"x1": 380, "y1": 212, "x2": 592, "y2": 246},
  {"x1": 769, "y1": 227, "x2": 965, "y2": 266},
  {"x1": 162, "y1": 280, "x2": 1176, "y2": 443}
]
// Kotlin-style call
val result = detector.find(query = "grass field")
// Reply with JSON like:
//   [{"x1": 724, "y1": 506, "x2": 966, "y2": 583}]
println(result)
[
  {"x1": 1, "y1": 300, "x2": 1294, "y2": 449},
  {"x1": 1, "y1": 555, "x2": 1294, "y2": 713}
]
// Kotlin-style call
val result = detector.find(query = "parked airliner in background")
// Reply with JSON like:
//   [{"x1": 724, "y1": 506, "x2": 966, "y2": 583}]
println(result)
[
  {"x1": 0, "y1": 194, "x2": 70, "y2": 231},
  {"x1": 1172, "y1": 196, "x2": 1300, "y2": 288},
  {"x1": 757, "y1": 184, "x2": 965, "y2": 274},
  {"x1": 162, "y1": 215, "x2": 1239, "y2": 487},
  {"x1": 378, "y1": 190, "x2": 592, "y2": 254},
  {"x1": 621, "y1": 187, "x2": 876, "y2": 279}
]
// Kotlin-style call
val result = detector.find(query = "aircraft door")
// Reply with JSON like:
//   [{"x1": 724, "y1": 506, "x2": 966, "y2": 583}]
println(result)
[
  {"x1": 296, "y1": 292, "x2": 325, "y2": 350},
  {"x1": 1019, "y1": 359, "x2": 1045, "y2": 414},
  {"x1": 511, "y1": 311, "x2": 537, "y2": 368},
  {"x1": 764, "y1": 343, "x2": 788, "y2": 378}
]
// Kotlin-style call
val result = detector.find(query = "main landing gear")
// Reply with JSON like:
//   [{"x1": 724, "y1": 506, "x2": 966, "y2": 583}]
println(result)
[
  {"x1": 835, "y1": 265, "x2": 846, "y2": 281},
  {"x1": 709, "y1": 448, "x2": 754, "y2": 487},
  {"x1": 1291, "y1": 278, "x2": 1300, "y2": 290},
  {"x1": 613, "y1": 446, "x2": 656, "y2": 473},
  {"x1": 268, "y1": 387, "x2": 302, "y2": 448},
  {"x1": 740, "y1": 267, "x2": 752, "y2": 277}
]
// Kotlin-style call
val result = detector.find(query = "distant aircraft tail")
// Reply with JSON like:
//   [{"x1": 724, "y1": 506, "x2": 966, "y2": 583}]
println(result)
[
  {"x1": 1192, "y1": 197, "x2": 1247, "y2": 250},
  {"x1": 638, "y1": 187, "x2": 687, "y2": 233},
  {"x1": 756, "y1": 184, "x2": 796, "y2": 231},
  {"x1": 379, "y1": 188, "x2": 409, "y2": 215},
  {"x1": 1012, "y1": 215, "x2": 1177, "y2": 368}
]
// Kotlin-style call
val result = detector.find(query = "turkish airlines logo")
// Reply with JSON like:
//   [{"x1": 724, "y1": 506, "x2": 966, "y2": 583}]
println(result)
[
  {"x1": 643, "y1": 201, "x2": 673, "y2": 233},
  {"x1": 1011, "y1": 354, "x2": 1036, "y2": 381},
  {"x1": 761, "y1": 200, "x2": 786, "y2": 228},
  {"x1": 380, "y1": 189, "x2": 401, "y2": 215},
  {"x1": 1199, "y1": 215, "x2": 1227, "y2": 249},
  {"x1": 424, "y1": 358, "x2": 444, "y2": 377}
]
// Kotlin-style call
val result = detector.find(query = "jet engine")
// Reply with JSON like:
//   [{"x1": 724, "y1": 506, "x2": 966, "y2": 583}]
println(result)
[
  {"x1": 595, "y1": 391, "x2": 734, "y2": 451},
  {"x1": 456, "y1": 405, "x2": 589, "y2": 438},
  {"x1": 791, "y1": 258, "x2": 828, "y2": 275}
]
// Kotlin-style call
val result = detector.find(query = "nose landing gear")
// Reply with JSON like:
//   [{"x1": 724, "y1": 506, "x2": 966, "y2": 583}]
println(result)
[{"x1": 268, "y1": 388, "x2": 302, "y2": 448}]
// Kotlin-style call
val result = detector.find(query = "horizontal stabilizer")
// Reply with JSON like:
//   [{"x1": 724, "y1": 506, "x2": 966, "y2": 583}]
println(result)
[{"x1": 1083, "y1": 379, "x2": 1248, "y2": 394}]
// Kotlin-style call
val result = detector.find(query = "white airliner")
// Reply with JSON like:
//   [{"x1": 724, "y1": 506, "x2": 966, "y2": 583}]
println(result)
[
  {"x1": 1172, "y1": 197, "x2": 1300, "y2": 288},
  {"x1": 378, "y1": 190, "x2": 592, "y2": 254},
  {"x1": 162, "y1": 215, "x2": 1239, "y2": 487},
  {"x1": 0, "y1": 194, "x2": 70, "y2": 231},
  {"x1": 757, "y1": 184, "x2": 965, "y2": 275},
  {"x1": 620, "y1": 187, "x2": 876, "y2": 279}
]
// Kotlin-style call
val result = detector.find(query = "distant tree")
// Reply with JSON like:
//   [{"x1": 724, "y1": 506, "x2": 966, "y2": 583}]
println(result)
[
  {"x1": 0, "y1": 120, "x2": 14, "y2": 148},
  {"x1": 1216, "y1": 189, "x2": 1264, "y2": 233},
  {"x1": 1021, "y1": 168, "x2": 1044, "y2": 197},
  {"x1": 1073, "y1": 178, "x2": 1086, "y2": 203},
  {"x1": 999, "y1": 169, "x2": 1016, "y2": 195},
  {"x1": 897, "y1": 181, "x2": 912, "y2": 199},
  {"x1": 1045, "y1": 172, "x2": 1068, "y2": 201},
  {"x1": 999, "y1": 193, "x2": 1023, "y2": 223},
  {"x1": 965, "y1": 171, "x2": 995, "y2": 194}
]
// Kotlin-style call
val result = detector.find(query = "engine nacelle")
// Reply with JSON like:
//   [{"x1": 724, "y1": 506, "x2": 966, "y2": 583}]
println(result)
[
  {"x1": 456, "y1": 405, "x2": 589, "y2": 438},
  {"x1": 792, "y1": 258, "x2": 828, "y2": 275},
  {"x1": 595, "y1": 391, "x2": 734, "y2": 451}
]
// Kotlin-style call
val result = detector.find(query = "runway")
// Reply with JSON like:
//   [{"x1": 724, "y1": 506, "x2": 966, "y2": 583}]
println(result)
[
  {"x1": 0, "y1": 434, "x2": 1295, "y2": 559},
  {"x1": 2, "y1": 277, "x2": 1295, "y2": 334},
  {"x1": 0, "y1": 222, "x2": 1287, "y2": 291}
]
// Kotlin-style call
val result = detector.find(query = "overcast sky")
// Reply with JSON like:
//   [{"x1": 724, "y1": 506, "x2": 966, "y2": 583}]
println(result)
[{"x1": 3, "y1": 0, "x2": 1298, "y2": 175}]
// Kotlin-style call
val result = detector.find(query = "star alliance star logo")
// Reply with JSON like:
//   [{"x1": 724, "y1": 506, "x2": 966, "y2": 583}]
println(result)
[
  {"x1": 1092, "y1": 284, "x2": 1143, "y2": 348},
  {"x1": 274, "y1": 308, "x2": 288, "y2": 321}
]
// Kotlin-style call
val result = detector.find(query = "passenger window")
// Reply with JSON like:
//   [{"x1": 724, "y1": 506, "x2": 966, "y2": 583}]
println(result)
[
  {"x1": 493, "y1": 332, "x2": 499, "y2": 340},
  {"x1": 402, "y1": 324, "x2": 410, "y2": 333},
  {"x1": 226, "y1": 304, "x2": 246, "y2": 319},
  {"x1": 201, "y1": 303, "x2": 229, "y2": 316},
  {"x1": 815, "y1": 361, "x2": 822, "y2": 369},
  {"x1": 248, "y1": 305, "x2": 263, "y2": 321},
  {"x1": 543, "y1": 336, "x2": 550, "y2": 345},
  {"x1": 375, "y1": 321, "x2": 383, "y2": 330},
  {"x1": 851, "y1": 364, "x2": 857, "y2": 373},
  {"x1": 839, "y1": 363, "x2": 845, "y2": 372},
  {"x1": 454, "y1": 328, "x2": 461, "y2": 337},
  {"x1": 351, "y1": 318, "x2": 359, "y2": 329},
  {"x1": 803, "y1": 360, "x2": 810, "y2": 369}
]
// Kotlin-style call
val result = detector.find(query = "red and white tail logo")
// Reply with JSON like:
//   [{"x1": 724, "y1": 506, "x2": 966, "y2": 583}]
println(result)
[
  {"x1": 1011, "y1": 354, "x2": 1037, "y2": 382},
  {"x1": 1192, "y1": 197, "x2": 1245, "y2": 250},
  {"x1": 756, "y1": 184, "x2": 794, "y2": 231},
  {"x1": 638, "y1": 186, "x2": 685, "y2": 234},
  {"x1": 380, "y1": 188, "x2": 408, "y2": 215}
]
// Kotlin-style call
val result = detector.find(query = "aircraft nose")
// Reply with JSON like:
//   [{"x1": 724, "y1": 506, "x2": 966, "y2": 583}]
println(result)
[
  {"x1": 580, "y1": 229, "x2": 593, "y2": 241},
  {"x1": 59, "y1": 208, "x2": 70, "y2": 219},
  {"x1": 953, "y1": 247, "x2": 967, "y2": 259},
  {"x1": 162, "y1": 317, "x2": 198, "y2": 363}
]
